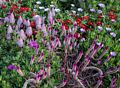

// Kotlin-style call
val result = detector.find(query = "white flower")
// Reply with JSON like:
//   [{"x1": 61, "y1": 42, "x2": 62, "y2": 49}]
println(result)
[
  {"x1": 7, "y1": 25, "x2": 13, "y2": 34},
  {"x1": 80, "y1": 28, "x2": 86, "y2": 32},
  {"x1": 98, "y1": 26, "x2": 103, "y2": 31},
  {"x1": 39, "y1": 7, "x2": 44, "y2": 10},
  {"x1": 96, "y1": 42, "x2": 104, "y2": 47},
  {"x1": 36, "y1": 1, "x2": 41, "y2": 5},
  {"x1": 16, "y1": 38, "x2": 24, "y2": 47},
  {"x1": 81, "y1": 38, "x2": 85, "y2": 42},
  {"x1": 110, "y1": 52, "x2": 116, "y2": 56},
  {"x1": 118, "y1": 38, "x2": 120, "y2": 41},
  {"x1": 55, "y1": 8, "x2": 60, "y2": 12},
  {"x1": 26, "y1": 27, "x2": 33, "y2": 36},
  {"x1": 71, "y1": 4, "x2": 75, "y2": 7},
  {"x1": 33, "y1": 9, "x2": 37, "y2": 12},
  {"x1": 97, "y1": 10, "x2": 102, "y2": 14},
  {"x1": 90, "y1": 8, "x2": 96, "y2": 12},
  {"x1": 50, "y1": 5, "x2": 55, "y2": 8},
  {"x1": 77, "y1": 8, "x2": 83, "y2": 12},
  {"x1": 110, "y1": 32, "x2": 116, "y2": 37},
  {"x1": 72, "y1": 10, "x2": 76, "y2": 14},
  {"x1": 98, "y1": 3, "x2": 105, "y2": 8},
  {"x1": 106, "y1": 27, "x2": 111, "y2": 31},
  {"x1": 44, "y1": 8, "x2": 49, "y2": 12}
]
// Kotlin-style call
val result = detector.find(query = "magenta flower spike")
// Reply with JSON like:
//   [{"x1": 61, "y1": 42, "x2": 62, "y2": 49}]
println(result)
[
  {"x1": 42, "y1": 72, "x2": 47, "y2": 79},
  {"x1": 46, "y1": 64, "x2": 51, "y2": 77},
  {"x1": 30, "y1": 55, "x2": 35, "y2": 65},
  {"x1": 28, "y1": 40, "x2": 39, "y2": 49},
  {"x1": 72, "y1": 62, "x2": 77, "y2": 71},
  {"x1": 38, "y1": 52, "x2": 44, "y2": 63},
  {"x1": 7, "y1": 65, "x2": 18, "y2": 70},
  {"x1": 75, "y1": 51, "x2": 83, "y2": 63},
  {"x1": 16, "y1": 67, "x2": 24, "y2": 76},
  {"x1": 38, "y1": 67, "x2": 44, "y2": 75},
  {"x1": 110, "y1": 76, "x2": 117, "y2": 88}
]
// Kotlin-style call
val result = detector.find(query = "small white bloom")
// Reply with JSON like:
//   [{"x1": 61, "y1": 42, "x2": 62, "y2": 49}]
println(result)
[
  {"x1": 55, "y1": 9, "x2": 60, "y2": 12},
  {"x1": 106, "y1": 27, "x2": 111, "y2": 31},
  {"x1": 36, "y1": 1, "x2": 41, "y2": 5},
  {"x1": 97, "y1": 10, "x2": 102, "y2": 14},
  {"x1": 39, "y1": 7, "x2": 44, "y2": 10},
  {"x1": 80, "y1": 28, "x2": 86, "y2": 32},
  {"x1": 96, "y1": 42, "x2": 104, "y2": 47},
  {"x1": 118, "y1": 38, "x2": 120, "y2": 41},
  {"x1": 110, "y1": 32, "x2": 116, "y2": 37},
  {"x1": 77, "y1": 8, "x2": 83, "y2": 12},
  {"x1": 90, "y1": 8, "x2": 96, "y2": 12},
  {"x1": 98, "y1": 3, "x2": 105, "y2": 8},
  {"x1": 98, "y1": 26, "x2": 103, "y2": 31},
  {"x1": 81, "y1": 38, "x2": 85, "y2": 42},
  {"x1": 111, "y1": 19, "x2": 116, "y2": 22},
  {"x1": 44, "y1": 8, "x2": 49, "y2": 12},
  {"x1": 110, "y1": 52, "x2": 116, "y2": 56},
  {"x1": 71, "y1": 4, "x2": 75, "y2": 7},
  {"x1": 34, "y1": 5, "x2": 36, "y2": 9},
  {"x1": 33, "y1": 9, "x2": 37, "y2": 12},
  {"x1": 50, "y1": 5, "x2": 55, "y2": 8},
  {"x1": 72, "y1": 10, "x2": 76, "y2": 14}
]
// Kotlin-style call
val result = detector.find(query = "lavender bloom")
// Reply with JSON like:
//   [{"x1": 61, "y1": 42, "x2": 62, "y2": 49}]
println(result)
[
  {"x1": 110, "y1": 32, "x2": 116, "y2": 37},
  {"x1": 77, "y1": 8, "x2": 83, "y2": 12},
  {"x1": 7, "y1": 25, "x2": 13, "y2": 34},
  {"x1": 48, "y1": 10, "x2": 54, "y2": 25},
  {"x1": 98, "y1": 3, "x2": 105, "y2": 8},
  {"x1": 97, "y1": 10, "x2": 102, "y2": 14},
  {"x1": 4, "y1": 17, "x2": 10, "y2": 23},
  {"x1": 16, "y1": 38, "x2": 24, "y2": 47},
  {"x1": 26, "y1": 27, "x2": 33, "y2": 36},
  {"x1": 9, "y1": 13, "x2": 15, "y2": 24},
  {"x1": 106, "y1": 27, "x2": 111, "y2": 31},
  {"x1": 110, "y1": 76, "x2": 117, "y2": 88},
  {"x1": 6, "y1": 33, "x2": 11, "y2": 40},
  {"x1": 24, "y1": 19, "x2": 30, "y2": 27},
  {"x1": 90, "y1": 8, "x2": 96, "y2": 12},
  {"x1": 17, "y1": 16, "x2": 23, "y2": 28},
  {"x1": 98, "y1": 26, "x2": 103, "y2": 32},
  {"x1": 7, "y1": 65, "x2": 18, "y2": 70},
  {"x1": 19, "y1": 30, "x2": 26, "y2": 40},
  {"x1": 28, "y1": 40, "x2": 39, "y2": 49},
  {"x1": 105, "y1": 52, "x2": 116, "y2": 62}
]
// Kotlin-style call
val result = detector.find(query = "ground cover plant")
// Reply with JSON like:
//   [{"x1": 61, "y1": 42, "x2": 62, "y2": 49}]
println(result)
[{"x1": 0, "y1": 0, "x2": 120, "y2": 88}]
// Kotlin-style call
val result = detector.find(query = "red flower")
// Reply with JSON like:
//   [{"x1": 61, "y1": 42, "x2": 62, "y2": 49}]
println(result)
[
  {"x1": 11, "y1": 4, "x2": 18, "y2": 10},
  {"x1": 87, "y1": 21, "x2": 94, "y2": 27},
  {"x1": 24, "y1": 7, "x2": 29, "y2": 12},
  {"x1": 19, "y1": 7, "x2": 25, "y2": 13},
  {"x1": 64, "y1": 19, "x2": 73, "y2": 24},
  {"x1": 30, "y1": 21, "x2": 36, "y2": 28},
  {"x1": 96, "y1": 21, "x2": 102, "y2": 26},
  {"x1": 82, "y1": 16, "x2": 89, "y2": 20},
  {"x1": 76, "y1": 17, "x2": 82, "y2": 24},
  {"x1": 78, "y1": 23, "x2": 89, "y2": 30},
  {"x1": 74, "y1": 32, "x2": 79, "y2": 39},
  {"x1": 32, "y1": 30, "x2": 37, "y2": 35},
  {"x1": 97, "y1": 14, "x2": 103, "y2": 19},
  {"x1": 64, "y1": 24, "x2": 69, "y2": 30},
  {"x1": 1, "y1": 4, "x2": 7, "y2": 9}
]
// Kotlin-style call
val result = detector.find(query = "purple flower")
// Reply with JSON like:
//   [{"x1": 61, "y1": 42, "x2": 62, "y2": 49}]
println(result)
[
  {"x1": 98, "y1": 3, "x2": 105, "y2": 8},
  {"x1": 110, "y1": 52, "x2": 116, "y2": 56},
  {"x1": 28, "y1": 40, "x2": 39, "y2": 49},
  {"x1": 7, "y1": 65, "x2": 18, "y2": 70}
]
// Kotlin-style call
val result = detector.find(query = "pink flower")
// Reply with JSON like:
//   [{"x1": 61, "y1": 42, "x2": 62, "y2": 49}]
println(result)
[
  {"x1": 46, "y1": 64, "x2": 50, "y2": 77},
  {"x1": 30, "y1": 55, "x2": 35, "y2": 65}
]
